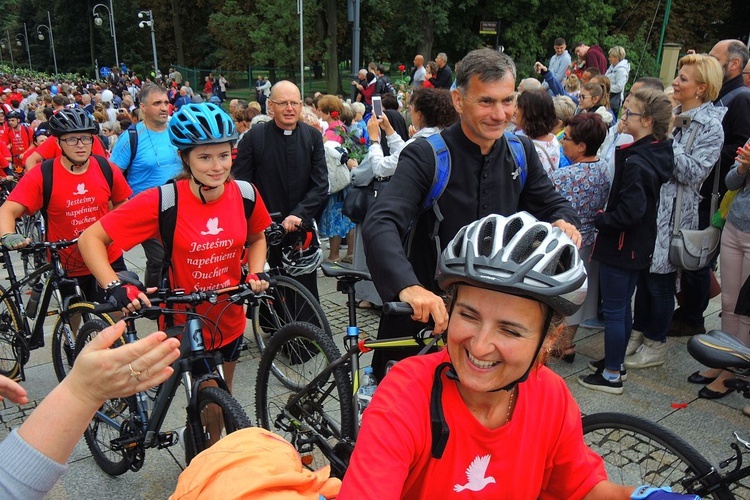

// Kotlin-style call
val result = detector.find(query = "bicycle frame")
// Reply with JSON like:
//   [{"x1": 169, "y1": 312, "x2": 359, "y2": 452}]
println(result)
[{"x1": 0, "y1": 244, "x2": 83, "y2": 379}]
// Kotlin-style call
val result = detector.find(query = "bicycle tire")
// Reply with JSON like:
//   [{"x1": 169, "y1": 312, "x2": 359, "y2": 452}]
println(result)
[
  {"x1": 583, "y1": 412, "x2": 733, "y2": 499},
  {"x1": 52, "y1": 302, "x2": 116, "y2": 382},
  {"x1": 76, "y1": 319, "x2": 132, "y2": 476},
  {"x1": 0, "y1": 286, "x2": 23, "y2": 379},
  {"x1": 184, "y1": 386, "x2": 252, "y2": 464},
  {"x1": 23, "y1": 218, "x2": 45, "y2": 275},
  {"x1": 255, "y1": 321, "x2": 354, "y2": 476},
  {"x1": 251, "y1": 275, "x2": 332, "y2": 357}
]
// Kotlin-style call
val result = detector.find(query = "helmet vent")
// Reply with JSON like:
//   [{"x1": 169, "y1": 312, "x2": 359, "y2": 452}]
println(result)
[
  {"x1": 479, "y1": 219, "x2": 495, "y2": 256},
  {"x1": 509, "y1": 226, "x2": 547, "y2": 264},
  {"x1": 503, "y1": 216, "x2": 525, "y2": 246}
]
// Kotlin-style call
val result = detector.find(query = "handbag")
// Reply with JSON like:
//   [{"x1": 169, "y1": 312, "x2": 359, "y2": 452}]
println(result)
[
  {"x1": 324, "y1": 141, "x2": 351, "y2": 194},
  {"x1": 342, "y1": 178, "x2": 388, "y2": 223},
  {"x1": 668, "y1": 126, "x2": 721, "y2": 270}
]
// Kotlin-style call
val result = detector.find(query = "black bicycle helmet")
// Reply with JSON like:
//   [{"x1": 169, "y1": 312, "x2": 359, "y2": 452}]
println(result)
[
  {"x1": 437, "y1": 212, "x2": 587, "y2": 317},
  {"x1": 168, "y1": 102, "x2": 238, "y2": 150},
  {"x1": 6, "y1": 110, "x2": 21, "y2": 120},
  {"x1": 47, "y1": 108, "x2": 99, "y2": 137}
]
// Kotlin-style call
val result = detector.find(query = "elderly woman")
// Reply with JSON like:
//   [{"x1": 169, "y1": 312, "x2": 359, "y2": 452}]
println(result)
[
  {"x1": 605, "y1": 46, "x2": 631, "y2": 116},
  {"x1": 341, "y1": 213, "x2": 670, "y2": 498},
  {"x1": 549, "y1": 113, "x2": 610, "y2": 361}
]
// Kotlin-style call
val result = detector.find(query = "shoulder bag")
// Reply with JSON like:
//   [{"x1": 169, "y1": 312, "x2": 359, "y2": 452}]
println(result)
[{"x1": 668, "y1": 125, "x2": 721, "y2": 270}]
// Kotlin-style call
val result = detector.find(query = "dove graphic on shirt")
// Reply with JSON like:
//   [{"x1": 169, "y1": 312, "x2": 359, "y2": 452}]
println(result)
[
  {"x1": 73, "y1": 183, "x2": 88, "y2": 195},
  {"x1": 453, "y1": 454, "x2": 496, "y2": 493},
  {"x1": 200, "y1": 217, "x2": 224, "y2": 236}
]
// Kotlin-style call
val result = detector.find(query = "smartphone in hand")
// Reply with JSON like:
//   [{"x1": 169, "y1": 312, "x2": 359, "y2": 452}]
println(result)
[{"x1": 372, "y1": 96, "x2": 383, "y2": 118}]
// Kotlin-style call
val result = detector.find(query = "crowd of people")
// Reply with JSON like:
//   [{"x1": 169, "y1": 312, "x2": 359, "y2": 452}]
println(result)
[{"x1": 0, "y1": 36, "x2": 749, "y2": 498}]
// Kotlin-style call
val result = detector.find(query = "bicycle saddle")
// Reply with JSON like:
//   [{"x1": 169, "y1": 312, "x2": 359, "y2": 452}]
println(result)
[
  {"x1": 320, "y1": 262, "x2": 371, "y2": 282},
  {"x1": 687, "y1": 329, "x2": 750, "y2": 371}
]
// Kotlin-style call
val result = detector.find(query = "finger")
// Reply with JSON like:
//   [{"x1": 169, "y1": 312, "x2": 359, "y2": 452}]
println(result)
[{"x1": 84, "y1": 321, "x2": 127, "y2": 353}]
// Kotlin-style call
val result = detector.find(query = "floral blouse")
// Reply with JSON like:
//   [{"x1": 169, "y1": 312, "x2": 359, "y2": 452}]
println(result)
[{"x1": 550, "y1": 158, "x2": 610, "y2": 246}]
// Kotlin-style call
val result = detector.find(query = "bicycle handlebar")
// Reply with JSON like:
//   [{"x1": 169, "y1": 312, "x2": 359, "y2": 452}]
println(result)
[
  {"x1": 382, "y1": 302, "x2": 414, "y2": 316},
  {"x1": 11, "y1": 238, "x2": 78, "y2": 255}
]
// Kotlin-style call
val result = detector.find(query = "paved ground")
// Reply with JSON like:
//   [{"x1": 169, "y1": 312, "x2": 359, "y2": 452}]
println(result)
[{"x1": 2, "y1": 244, "x2": 749, "y2": 498}]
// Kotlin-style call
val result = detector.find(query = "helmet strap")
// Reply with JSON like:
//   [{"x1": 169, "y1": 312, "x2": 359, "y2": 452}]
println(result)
[
  {"x1": 189, "y1": 171, "x2": 219, "y2": 205},
  {"x1": 60, "y1": 150, "x2": 90, "y2": 171}
]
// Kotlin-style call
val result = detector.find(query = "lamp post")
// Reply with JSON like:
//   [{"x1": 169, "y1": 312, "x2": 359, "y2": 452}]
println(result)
[
  {"x1": 1, "y1": 31, "x2": 15, "y2": 70},
  {"x1": 16, "y1": 24, "x2": 32, "y2": 70},
  {"x1": 138, "y1": 10, "x2": 158, "y2": 79},
  {"x1": 36, "y1": 11, "x2": 58, "y2": 77},
  {"x1": 297, "y1": 0, "x2": 304, "y2": 93},
  {"x1": 93, "y1": 0, "x2": 119, "y2": 69}
]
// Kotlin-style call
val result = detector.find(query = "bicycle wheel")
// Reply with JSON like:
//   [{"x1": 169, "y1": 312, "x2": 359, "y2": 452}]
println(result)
[
  {"x1": 255, "y1": 321, "x2": 354, "y2": 476},
  {"x1": 0, "y1": 288, "x2": 23, "y2": 379},
  {"x1": 583, "y1": 412, "x2": 733, "y2": 499},
  {"x1": 52, "y1": 302, "x2": 116, "y2": 382},
  {"x1": 251, "y1": 275, "x2": 332, "y2": 355},
  {"x1": 184, "y1": 386, "x2": 252, "y2": 464},
  {"x1": 23, "y1": 218, "x2": 45, "y2": 275},
  {"x1": 76, "y1": 319, "x2": 133, "y2": 476}
]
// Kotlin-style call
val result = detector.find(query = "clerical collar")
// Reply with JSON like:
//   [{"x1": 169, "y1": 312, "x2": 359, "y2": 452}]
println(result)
[{"x1": 284, "y1": 130, "x2": 293, "y2": 135}]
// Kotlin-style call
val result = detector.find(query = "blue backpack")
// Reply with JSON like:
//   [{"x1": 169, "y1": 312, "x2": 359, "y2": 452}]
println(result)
[{"x1": 404, "y1": 132, "x2": 527, "y2": 258}]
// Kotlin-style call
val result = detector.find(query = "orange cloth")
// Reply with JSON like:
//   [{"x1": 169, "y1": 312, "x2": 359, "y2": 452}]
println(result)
[{"x1": 171, "y1": 427, "x2": 341, "y2": 499}]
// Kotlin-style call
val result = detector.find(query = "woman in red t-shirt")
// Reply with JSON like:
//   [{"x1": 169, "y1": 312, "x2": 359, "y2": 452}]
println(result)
[{"x1": 79, "y1": 103, "x2": 271, "y2": 392}]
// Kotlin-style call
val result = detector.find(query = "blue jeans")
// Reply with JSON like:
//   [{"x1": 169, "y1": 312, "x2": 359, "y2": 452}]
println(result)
[
  {"x1": 633, "y1": 271, "x2": 677, "y2": 343},
  {"x1": 599, "y1": 263, "x2": 640, "y2": 372}
]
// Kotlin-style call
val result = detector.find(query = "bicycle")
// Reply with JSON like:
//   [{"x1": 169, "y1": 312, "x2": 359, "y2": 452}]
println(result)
[
  {"x1": 77, "y1": 284, "x2": 257, "y2": 476},
  {"x1": 254, "y1": 262, "x2": 441, "y2": 478},
  {"x1": 245, "y1": 219, "x2": 332, "y2": 355},
  {"x1": 582, "y1": 328, "x2": 750, "y2": 499},
  {"x1": 0, "y1": 178, "x2": 45, "y2": 276},
  {"x1": 0, "y1": 239, "x2": 115, "y2": 382}
]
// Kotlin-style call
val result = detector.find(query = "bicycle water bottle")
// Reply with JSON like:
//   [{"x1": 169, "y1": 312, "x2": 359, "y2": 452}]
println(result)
[
  {"x1": 26, "y1": 282, "x2": 43, "y2": 319},
  {"x1": 356, "y1": 366, "x2": 378, "y2": 425}
]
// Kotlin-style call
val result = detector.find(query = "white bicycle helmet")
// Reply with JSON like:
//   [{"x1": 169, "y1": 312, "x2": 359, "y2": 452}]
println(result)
[
  {"x1": 436, "y1": 212, "x2": 587, "y2": 317},
  {"x1": 281, "y1": 222, "x2": 323, "y2": 276}
]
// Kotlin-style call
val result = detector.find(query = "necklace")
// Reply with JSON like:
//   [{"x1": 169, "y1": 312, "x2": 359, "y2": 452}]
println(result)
[
  {"x1": 144, "y1": 125, "x2": 163, "y2": 170},
  {"x1": 505, "y1": 387, "x2": 516, "y2": 425}
]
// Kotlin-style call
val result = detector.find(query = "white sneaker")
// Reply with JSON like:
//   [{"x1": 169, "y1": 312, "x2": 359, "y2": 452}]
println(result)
[
  {"x1": 624, "y1": 339, "x2": 667, "y2": 369},
  {"x1": 625, "y1": 329, "x2": 644, "y2": 356}
]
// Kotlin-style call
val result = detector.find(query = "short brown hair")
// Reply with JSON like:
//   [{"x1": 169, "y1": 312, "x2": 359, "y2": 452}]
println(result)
[
  {"x1": 563, "y1": 113, "x2": 608, "y2": 156},
  {"x1": 316, "y1": 94, "x2": 343, "y2": 115}
]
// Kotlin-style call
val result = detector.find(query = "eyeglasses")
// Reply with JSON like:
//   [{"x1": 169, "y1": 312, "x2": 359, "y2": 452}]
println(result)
[
  {"x1": 623, "y1": 109, "x2": 643, "y2": 120},
  {"x1": 560, "y1": 134, "x2": 573, "y2": 142},
  {"x1": 269, "y1": 99, "x2": 302, "y2": 108},
  {"x1": 60, "y1": 136, "x2": 94, "y2": 146},
  {"x1": 579, "y1": 95, "x2": 592, "y2": 101}
]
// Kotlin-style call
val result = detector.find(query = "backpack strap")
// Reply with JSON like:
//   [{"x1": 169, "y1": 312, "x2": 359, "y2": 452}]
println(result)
[
  {"x1": 128, "y1": 124, "x2": 139, "y2": 167},
  {"x1": 158, "y1": 180, "x2": 178, "y2": 288},
  {"x1": 504, "y1": 132, "x2": 527, "y2": 188},
  {"x1": 91, "y1": 155, "x2": 114, "y2": 191},
  {"x1": 40, "y1": 159, "x2": 54, "y2": 224}
]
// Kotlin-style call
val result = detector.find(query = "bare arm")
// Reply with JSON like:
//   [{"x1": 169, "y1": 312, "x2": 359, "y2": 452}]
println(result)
[
  {"x1": 77, "y1": 220, "x2": 118, "y2": 287},
  {"x1": 245, "y1": 230, "x2": 269, "y2": 294},
  {"x1": 24, "y1": 151, "x2": 44, "y2": 172},
  {"x1": 583, "y1": 480, "x2": 634, "y2": 499}
]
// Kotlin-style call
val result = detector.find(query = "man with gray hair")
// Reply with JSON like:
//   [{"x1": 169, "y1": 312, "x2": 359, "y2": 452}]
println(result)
[
  {"x1": 518, "y1": 77, "x2": 542, "y2": 93},
  {"x1": 362, "y1": 47, "x2": 580, "y2": 378},
  {"x1": 431, "y1": 52, "x2": 453, "y2": 89}
]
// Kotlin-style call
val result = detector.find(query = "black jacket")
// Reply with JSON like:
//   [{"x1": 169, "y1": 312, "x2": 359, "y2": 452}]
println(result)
[
  {"x1": 362, "y1": 122, "x2": 580, "y2": 301},
  {"x1": 231, "y1": 120, "x2": 328, "y2": 223},
  {"x1": 593, "y1": 135, "x2": 673, "y2": 270}
]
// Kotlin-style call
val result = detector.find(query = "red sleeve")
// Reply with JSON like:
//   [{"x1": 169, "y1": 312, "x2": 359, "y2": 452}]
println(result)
[
  {"x1": 0, "y1": 142, "x2": 10, "y2": 168},
  {"x1": 99, "y1": 188, "x2": 160, "y2": 251},
  {"x1": 93, "y1": 136, "x2": 108, "y2": 157},
  {"x1": 34, "y1": 136, "x2": 60, "y2": 160},
  {"x1": 248, "y1": 185, "x2": 272, "y2": 234},
  {"x1": 7, "y1": 165, "x2": 44, "y2": 214},
  {"x1": 109, "y1": 160, "x2": 133, "y2": 203},
  {"x1": 20, "y1": 145, "x2": 36, "y2": 165}
]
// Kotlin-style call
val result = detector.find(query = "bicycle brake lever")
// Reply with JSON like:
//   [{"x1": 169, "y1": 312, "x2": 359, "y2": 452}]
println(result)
[{"x1": 734, "y1": 432, "x2": 750, "y2": 450}]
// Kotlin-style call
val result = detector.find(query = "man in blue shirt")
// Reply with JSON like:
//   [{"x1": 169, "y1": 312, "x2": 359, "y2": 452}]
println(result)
[{"x1": 110, "y1": 83, "x2": 181, "y2": 287}]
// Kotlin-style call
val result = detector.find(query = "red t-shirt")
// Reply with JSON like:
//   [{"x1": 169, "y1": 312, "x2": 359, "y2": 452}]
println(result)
[
  {"x1": 340, "y1": 350, "x2": 607, "y2": 499},
  {"x1": 8, "y1": 156, "x2": 132, "y2": 276},
  {"x1": 32, "y1": 135, "x2": 108, "y2": 164},
  {"x1": 6, "y1": 126, "x2": 33, "y2": 175},
  {"x1": 99, "y1": 179, "x2": 271, "y2": 348},
  {"x1": 0, "y1": 141, "x2": 10, "y2": 170}
]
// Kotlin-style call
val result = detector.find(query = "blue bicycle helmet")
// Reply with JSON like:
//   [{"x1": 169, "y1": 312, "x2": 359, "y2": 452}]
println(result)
[{"x1": 168, "y1": 102, "x2": 237, "y2": 150}]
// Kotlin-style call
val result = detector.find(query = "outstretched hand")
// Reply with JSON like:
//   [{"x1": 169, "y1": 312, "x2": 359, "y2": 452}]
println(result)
[
  {"x1": 65, "y1": 321, "x2": 181, "y2": 408},
  {"x1": 0, "y1": 375, "x2": 28, "y2": 405}
]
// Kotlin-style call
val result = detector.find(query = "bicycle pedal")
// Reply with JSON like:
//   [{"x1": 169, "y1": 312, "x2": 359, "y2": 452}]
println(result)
[
  {"x1": 27, "y1": 339, "x2": 44, "y2": 350},
  {"x1": 156, "y1": 431, "x2": 178, "y2": 449}
]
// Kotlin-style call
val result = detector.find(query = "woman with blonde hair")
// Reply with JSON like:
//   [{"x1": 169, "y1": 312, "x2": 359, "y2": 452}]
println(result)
[{"x1": 605, "y1": 46, "x2": 631, "y2": 115}]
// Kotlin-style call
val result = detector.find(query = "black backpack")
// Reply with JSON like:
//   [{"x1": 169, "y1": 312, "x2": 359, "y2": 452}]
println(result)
[
  {"x1": 156, "y1": 179, "x2": 258, "y2": 287},
  {"x1": 40, "y1": 155, "x2": 114, "y2": 223}
]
